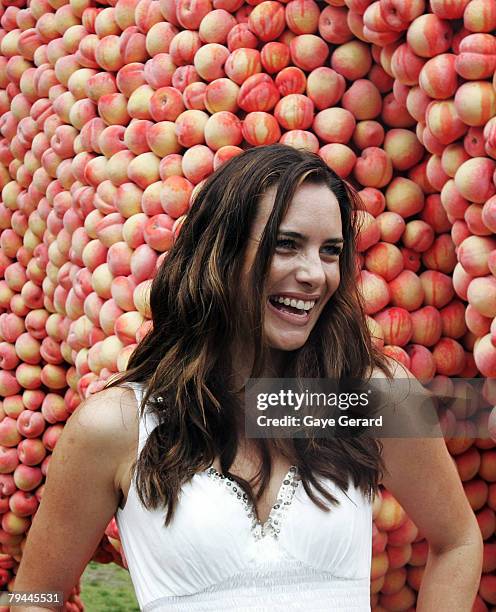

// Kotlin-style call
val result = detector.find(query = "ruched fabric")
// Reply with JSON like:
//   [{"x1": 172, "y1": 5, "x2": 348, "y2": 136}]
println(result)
[{"x1": 115, "y1": 382, "x2": 373, "y2": 611}]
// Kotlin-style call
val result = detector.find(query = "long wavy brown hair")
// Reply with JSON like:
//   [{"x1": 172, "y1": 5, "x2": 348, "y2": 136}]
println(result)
[{"x1": 105, "y1": 143, "x2": 394, "y2": 526}]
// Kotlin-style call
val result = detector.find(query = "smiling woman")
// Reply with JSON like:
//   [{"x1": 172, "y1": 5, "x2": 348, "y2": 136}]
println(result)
[{"x1": 13, "y1": 144, "x2": 481, "y2": 612}]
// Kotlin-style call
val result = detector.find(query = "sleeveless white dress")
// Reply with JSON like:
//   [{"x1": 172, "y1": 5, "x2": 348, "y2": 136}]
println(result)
[{"x1": 115, "y1": 382, "x2": 373, "y2": 611}]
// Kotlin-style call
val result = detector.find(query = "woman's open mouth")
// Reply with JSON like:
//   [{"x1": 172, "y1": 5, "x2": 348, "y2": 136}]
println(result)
[{"x1": 267, "y1": 295, "x2": 316, "y2": 326}]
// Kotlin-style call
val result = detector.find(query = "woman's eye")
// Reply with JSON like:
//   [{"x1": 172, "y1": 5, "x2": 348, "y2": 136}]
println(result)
[
  {"x1": 276, "y1": 239, "x2": 295, "y2": 249},
  {"x1": 323, "y1": 246, "x2": 342, "y2": 256},
  {"x1": 276, "y1": 239, "x2": 342, "y2": 257}
]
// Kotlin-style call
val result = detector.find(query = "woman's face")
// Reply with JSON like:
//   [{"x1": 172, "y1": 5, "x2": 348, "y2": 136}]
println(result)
[{"x1": 242, "y1": 181, "x2": 343, "y2": 353}]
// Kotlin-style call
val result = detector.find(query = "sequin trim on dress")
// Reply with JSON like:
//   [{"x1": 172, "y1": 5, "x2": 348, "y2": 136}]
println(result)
[{"x1": 205, "y1": 465, "x2": 301, "y2": 540}]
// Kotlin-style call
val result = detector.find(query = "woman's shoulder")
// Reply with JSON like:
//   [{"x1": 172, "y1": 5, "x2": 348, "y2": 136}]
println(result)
[{"x1": 71, "y1": 384, "x2": 140, "y2": 466}]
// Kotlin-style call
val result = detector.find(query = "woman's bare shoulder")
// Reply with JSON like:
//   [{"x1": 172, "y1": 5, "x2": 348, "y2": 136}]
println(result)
[{"x1": 70, "y1": 384, "x2": 140, "y2": 464}]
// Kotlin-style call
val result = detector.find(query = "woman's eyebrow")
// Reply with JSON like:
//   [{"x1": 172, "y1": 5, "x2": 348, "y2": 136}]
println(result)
[{"x1": 277, "y1": 230, "x2": 344, "y2": 244}]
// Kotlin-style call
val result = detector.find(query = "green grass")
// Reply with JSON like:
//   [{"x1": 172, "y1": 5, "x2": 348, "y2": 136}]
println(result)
[{"x1": 80, "y1": 561, "x2": 140, "y2": 612}]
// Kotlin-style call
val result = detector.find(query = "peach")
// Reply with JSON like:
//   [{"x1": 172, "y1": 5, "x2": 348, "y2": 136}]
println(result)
[
  {"x1": 318, "y1": 143, "x2": 356, "y2": 178},
  {"x1": 171, "y1": 66, "x2": 200, "y2": 92},
  {"x1": 439, "y1": 298, "x2": 467, "y2": 339},
  {"x1": 440, "y1": 142, "x2": 470, "y2": 177},
  {"x1": 384, "y1": 177, "x2": 424, "y2": 219},
  {"x1": 379, "y1": 0, "x2": 425, "y2": 31},
  {"x1": 465, "y1": 202, "x2": 493, "y2": 236},
  {"x1": 84, "y1": 73, "x2": 118, "y2": 105},
  {"x1": 330, "y1": 40, "x2": 371, "y2": 80},
  {"x1": 273, "y1": 94, "x2": 314, "y2": 131},
  {"x1": 146, "y1": 121, "x2": 181, "y2": 157},
  {"x1": 467, "y1": 276, "x2": 496, "y2": 318},
  {"x1": 318, "y1": 6, "x2": 352, "y2": 44},
  {"x1": 304, "y1": 68, "x2": 344, "y2": 112},
  {"x1": 213, "y1": 145, "x2": 244, "y2": 169},
  {"x1": 482, "y1": 195, "x2": 496, "y2": 233},
  {"x1": 426, "y1": 154, "x2": 450, "y2": 191},
  {"x1": 248, "y1": 1, "x2": 285, "y2": 41},
  {"x1": 354, "y1": 146, "x2": 393, "y2": 188},
  {"x1": 226, "y1": 23, "x2": 258, "y2": 51},
  {"x1": 418, "y1": 53, "x2": 458, "y2": 100},
  {"x1": 285, "y1": 0, "x2": 320, "y2": 35},
  {"x1": 419, "y1": 270, "x2": 454, "y2": 308},
  {"x1": 464, "y1": 0, "x2": 496, "y2": 33},
  {"x1": 474, "y1": 334, "x2": 496, "y2": 377},
  {"x1": 237, "y1": 73, "x2": 280, "y2": 112},
  {"x1": 181, "y1": 145, "x2": 214, "y2": 185},
  {"x1": 127, "y1": 152, "x2": 160, "y2": 189},
  {"x1": 242, "y1": 111, "x2": 281, "y2": 146},
  {"x1": 402, "y1": 219, "x2": 434, "y2": 253},
  {"x1": 440, "y1": 179, "x2": 469, "y2": 220},
  {"x1": 143, "y1": 54, "x2": 175, "y2": 89},
  {"x1": 456, "y1": 33, "x2": 496, "y2": 80},
  {"x1": 406, "y1": 14, "x2": 453, "y2": 57},
  {"x1": 421, "y1": 233, "x2": 457, "y2": 273},
  {"x1": 455, "y1": 157, "x2": 496, "y2": 204},
  {"x1": 274, "y1": 66, "x2": 306, "y2": 98},
  {"x1": 465, "y1": 303, "x2": 492, "y2": 336},
  {"x1": 146, "y1": 22, "x2": 178, "y2": 56},
  {"x1": 116, "y1": 62, "x2": 146, "y2": 97},
  {"x1": 432, "y1": 337, "x2": 466, "y2": 375},
  {"x1": 359, "y1": 269, "x2": 392, "y2": 316},
  {"x1": 123, "y1": 120, "x2": 152, "y2": 155},
  {"x1": 260, "y1": 42, "x2": 290, "y2": 74},
  {"x1": 95, "y1": 35, "x2": 125, "y2": 73},
  {"x1": 149, "y1": 87, "x2": 184, "y2": 122},
  {"x1": 224, "y1": 48, "x2": 262, "y2": 85},
  {"x1": 169, "y1": 30, "x2": 202, "y2": 67},
  {"x1": 106, "y1": 150, "x2": 136, "y2": 187},
  {"x1": 341, "y1": 79, "x2": 381, "y2": 120},
  {"x1": 143, "y1": 214, "x2": 175, "y2": 252},
  {"x1": 405, "y1": 86, "x2": 431, "y2": 123},
  {"x1": 359, "y1": 188, "x2": 386, "y2": 217},
  {"x1": 373, "y1": 306, "x2": 412, "y2": 347},
  {"x1": 289, "y1": 34, "x2": 329, "y2": 71},
  {"x1": 205, "y1": 78, "x2": 240, "y2": 113},
  {"x1": 183, "y1": 82, "x2": 207, "y2": 111},
  {"x1": 312, "y1": 107, "x2": 355, "y2": 144},
  {"x1": 98, "y1": 125, "x2": 127, "y2": 158},
  {"x1": 362, "y1": 5, "x2": 402, "y2": 45},
  {"x1": 463, "y1": 127, "x2": 486, "y2": 157},
  {"x1": 176, "y1": 0, "x2": 213, "y2": 30},
  {"x1": 454, "y1": 81, "x2": 496, "y2": 127},
  {"x1": 135, "y1": 0, "x2": 163, "y2": 33},
  {"x1": 381, "y1": 92, "x2": 415, "y2": 128},
  {"x1": 159, "y1": 154, "x2": 184, "y2": 180},
  {"x1": 194, "y1": 43, "x2": 229, "y2": 81},
  {"x1": 430, "y1": 0, "x2": 470, "y2": 19},
  {"x1": 383, "y1": 128, "x2": 423, "y2": 171},
  {"x1": 352, "y1": 120, "x2": 384, "y2": 149},
  {"x1": 98, "y1": 93, "x2": 131, "y2": 127},
  {"x1": 425, "y1": 99, "x2": 467, "y2": 145},
  {"x1": 127, "y1": 84, "x2": 155, "y2": 120},
  {"x1": 204, "y1": 111, "x2": 242, "y2": 150},
  {"x1": 199, "y1": 10, "x2": 236, "y2": 44},
  {"x1": 175, "y1": 109, "x2": 209, "y2": 147},
  {"x1": 160, "y1": 176, "x2": 193, "y2": 218},
  {"x1": 364, "y1": 242, "x2": 404, "y2": 281},
  {"x1": 376, "y1": 212, "x2": 405, "y2": 243}
]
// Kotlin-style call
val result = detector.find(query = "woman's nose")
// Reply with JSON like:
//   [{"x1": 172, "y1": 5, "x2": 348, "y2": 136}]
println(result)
[{"x1": 294, "y1": 252, "x2": 327, "y2": 286}]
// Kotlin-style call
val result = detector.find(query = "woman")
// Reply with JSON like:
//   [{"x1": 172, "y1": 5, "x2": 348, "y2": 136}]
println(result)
[{"x1": 14, "y1": 144, "x2": 482, "y2": 611}]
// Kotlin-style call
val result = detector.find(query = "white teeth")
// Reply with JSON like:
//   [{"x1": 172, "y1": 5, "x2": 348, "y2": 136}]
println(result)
[{"x1": 271, "y1": 295, "x2": 316, "y2": 311}]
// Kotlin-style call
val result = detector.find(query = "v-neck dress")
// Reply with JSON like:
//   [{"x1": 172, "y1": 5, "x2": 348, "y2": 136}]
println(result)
[{"x1": 115, "y1": 382, "x2": 373, "y2": 611}]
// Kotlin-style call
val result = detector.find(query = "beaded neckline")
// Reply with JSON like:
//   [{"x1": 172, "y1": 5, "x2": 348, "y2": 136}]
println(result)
[{"x1": 204, "y1": 465, "x2": 301, "y2": 541}]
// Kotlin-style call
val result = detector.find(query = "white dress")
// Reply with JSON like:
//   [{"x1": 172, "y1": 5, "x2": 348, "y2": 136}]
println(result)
[{"x1": 115, "y1": 382, "x2": 373, "y2": 611}]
